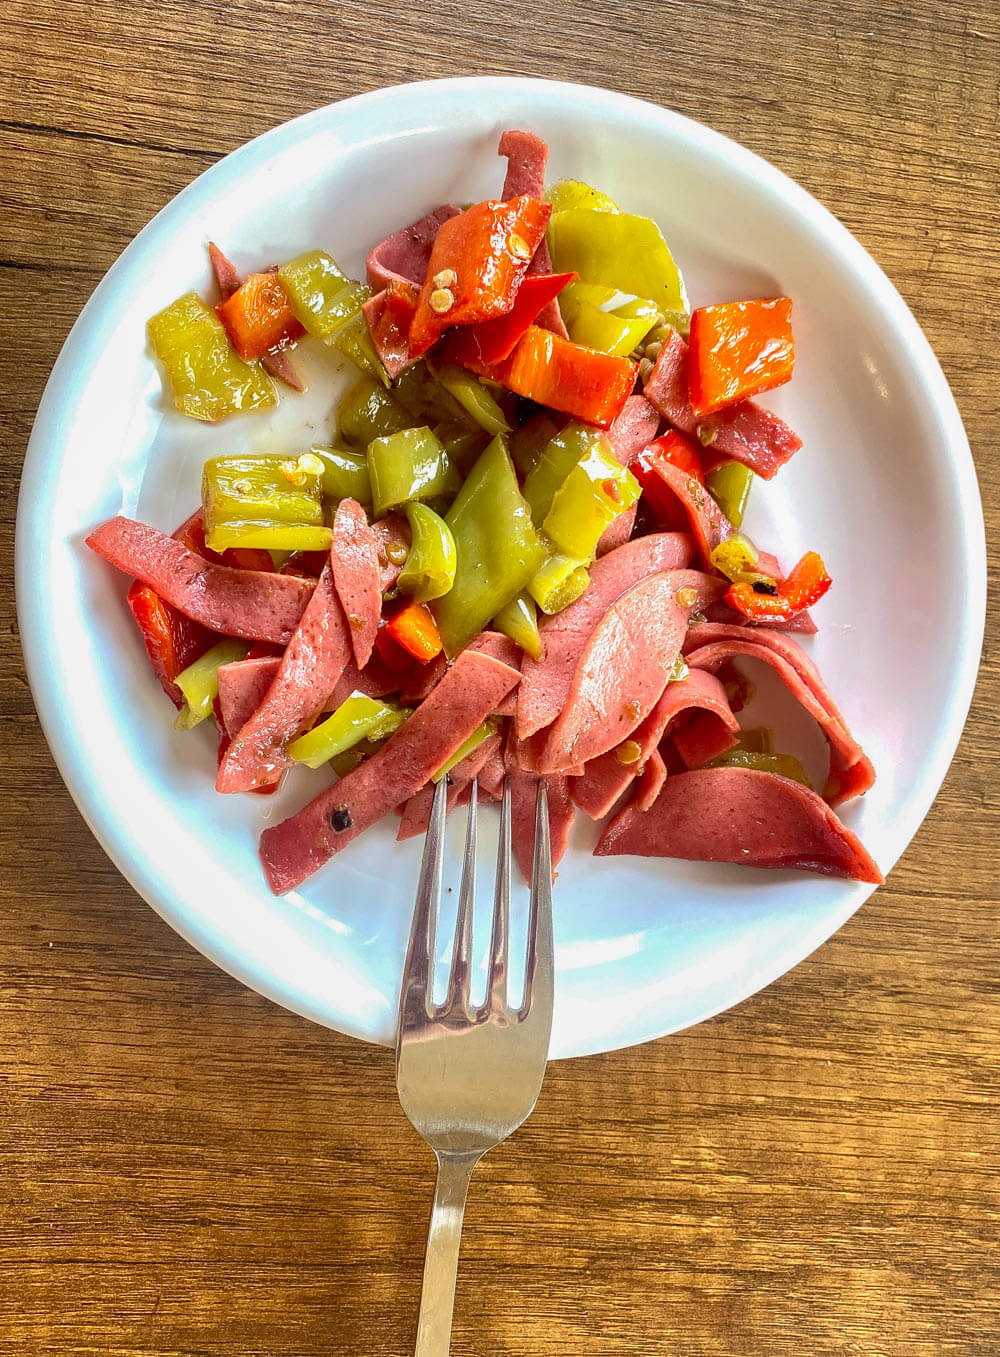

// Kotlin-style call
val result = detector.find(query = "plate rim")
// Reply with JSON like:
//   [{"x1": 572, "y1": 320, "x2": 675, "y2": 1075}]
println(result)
[{"x1": 16, "y1": 76, "x2": 987, "y2": 1057}]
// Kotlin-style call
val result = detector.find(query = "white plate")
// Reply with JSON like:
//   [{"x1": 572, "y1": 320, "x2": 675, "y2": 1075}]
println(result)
[{"x1": 17, "y1": 78, "x2": 985, "y2": 1058}]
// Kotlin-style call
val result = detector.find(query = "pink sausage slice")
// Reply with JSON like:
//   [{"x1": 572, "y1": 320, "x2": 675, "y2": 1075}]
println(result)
[
  {"x1": 516, "y1": 531, "x2": 695, "y2": 741},
  {"x1": 217, "y1": 656, "x2": 281, "y2": 739},
  {"x1": 260, "y1": 650, "x2": 521, "y2": 894},
  {"x1": 683, "y1": 623, "x2": 875, "y2": 805},
  {"x1": 371, "y1": 514, "x2": 411, "y2": 593},
  {"x1": 634, "y1": 748, "x2": 668, "y2": 811},
  {"x1": 595, "y1": 767, "x2": 882, "y2": 884},
  {"x1": 636, "y1": 450, "x2": 733, "y2": 568},
  {"x1": 217, "y1": 562, "x2": 352, "y2": 793},
  {"x1": 571, "y1": 668, "x2": 738, "y2": 820},
  {"x1": 537, "y1": 569, "x2": 723, "y2": 773},
  {"x1": 509, "y1": 772, "x2": 576, "y2": 886},
  {"x1": 86, "y1": 517, "x2": 314, "y2": 644},
  {"x1": 331, "y1": 499, "x2": 381, "y2": 669},
  {"x1": 497, "y1": 130, "x2": 568, "y2": 338},
  {"x1": 669, "y1": 708, "x2": 742, "y2": 769},
  {"x1": 644, "y1": 329, "x2": 802, "y2": 480},
  {"x1": 366, "y1": 204, "x2": 460, "y2": 292}
]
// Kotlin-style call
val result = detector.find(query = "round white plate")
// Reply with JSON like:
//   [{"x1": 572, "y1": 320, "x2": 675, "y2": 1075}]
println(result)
[{"x1": 17, "y1": 78, "x2": 985, "y2": 1058}]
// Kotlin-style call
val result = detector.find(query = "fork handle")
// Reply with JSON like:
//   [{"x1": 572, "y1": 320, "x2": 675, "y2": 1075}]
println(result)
[{"x1": 414, "y1": 1150, "x2": 481, "y2": 1356}]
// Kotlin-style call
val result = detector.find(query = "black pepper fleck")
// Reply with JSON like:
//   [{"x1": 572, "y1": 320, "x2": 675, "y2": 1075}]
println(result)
[
  {"x1": 330, "y1": 807, "x2": 352, "y2": 832},
  {"x1": 752, "y1": 580, "x2": 779, "y2": 595}
]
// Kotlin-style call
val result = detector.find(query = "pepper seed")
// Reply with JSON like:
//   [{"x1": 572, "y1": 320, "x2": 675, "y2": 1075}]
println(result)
[{"x1": 429, "y1": 288, "x2": 454, "y2": 314}]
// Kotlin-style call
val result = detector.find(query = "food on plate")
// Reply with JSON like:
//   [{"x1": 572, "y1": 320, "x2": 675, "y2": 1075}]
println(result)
[{"x1": 86, "y1": 128, "x2": 881, "y2": 894}]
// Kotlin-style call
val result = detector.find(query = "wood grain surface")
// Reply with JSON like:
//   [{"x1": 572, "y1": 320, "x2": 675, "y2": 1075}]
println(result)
[{"x1": 2, "y1": 1, "x2": 998, "y2": 1352}]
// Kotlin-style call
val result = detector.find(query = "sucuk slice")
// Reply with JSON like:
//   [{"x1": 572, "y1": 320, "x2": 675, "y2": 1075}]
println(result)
[
  {"x1": 571, "y1": 668, "x2": 738, "y2": 820},
  {"x1": 217, "y1": 562, "x2": 352, "y2": 793},
  {"x1": 86, "y1": 517, "x2": 314, "y2": 644},
  {"x1": 365, "y1": 204, "x2": 461, "y2": 292},
  {"x1": 536, "y1": 569, "x2": 723, "y2": 773},
  {"x1": 516, "y1": 531, "x2": 695, "y2": 741},
  {"x1": 331, "y1": 498, "x2": 381, "y2": 669},
  {"x1": 682, "y1": 623, "x2": 875, "y2": 805},
  {"x1": 594, "y1": 767, "x2": 882, "y2": 884},
  {"x1": 260, "y1": 650, "x2": 521, "y2": 894}
]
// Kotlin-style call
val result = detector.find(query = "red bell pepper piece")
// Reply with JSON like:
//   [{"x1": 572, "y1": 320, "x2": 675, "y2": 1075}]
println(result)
[
  {"x1": 464, "y1": 326, "x2": 636, "y2": 429},
  {"x1": 216, "y1": 270, "x2": 305, "y2": 361},
  {"x1": 386, "y1": 600, "x2": 444, "y2": 662},
  {"x1": 687, "y1": 297, "x2": 795, "y2": 417},
  {"x1": 126, "y1": 581, "x2": 213, "y2": 709},
  {"x1": 448, "y1": 272, "x2": 576, "y2": 365},
  {"x1": 362, "y1": 279, "x2": 419, "y2": 378},
  {"x1": 408, "y1": 196, "x2": 552, "y2": 357},
  {"x1": 725, "y1": 550, "x2": 831, "y2": 621},
  {"x1": 648, "y1": 429, "x2": 705, "y2": 484}
]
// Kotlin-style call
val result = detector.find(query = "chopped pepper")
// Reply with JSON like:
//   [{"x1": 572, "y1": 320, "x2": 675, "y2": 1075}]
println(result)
[
  {"x1": 558, "y1": 281, "x2": 659, "y2": 357},
  {"x1": 277, "y1": 250, "x2": 371, "y2": 341},
  {"x1": 147, "y1": 292, "x2": 276, "y2": 422},
  {"x1": 650, "y1": 428, "x2": 705, "y2": 483},
  {"x1": 364, "y1": 278, "x2": 419, "y2": 376},
  {"x1": 408, "y1": 195, "x2": 552, "y2": 357},
  {"x1": 366, "y1": 427, "x2": 461, "y2": 519},
  {"x1": 386, "y1": 600, "x2": 444, "y2": 661},
  {"x1": 485, "y1": 326, "x2": 638, "y2": 429},
  {"x1": 126, "y1": 581, "x2": 212, "y2": 708},
  {"x1": 397, "y1": 502, "x2": 457, "y2": 603},
  {"x1": 201, "y1": 453, "x2": 331, "y2": 553},
  {"x1": 527, "y1": 553, "x2": 591, "y2": 615},
  {"x1": 508, "y1": 413, "x2": 564, "y2": 478},
  {"x1": 705, "y1": 459, "x2": 754, "y2": 528},
  {"x1": 288, "y1": 694, "x2": 407, "y2": 768},
  {"x1": 432, "y1": 719, "x2": 497, "y2": 782},
  {"x1": 174, "y1": 639, "x2": 250, "y2": 729},
  {"x1": 709, "y1": 534, "x2": 760, "y2": 582},
  {"x1": 687, "y1": 298, "x2": 795, "y2": 416},
  {"x1": 544, "y1": 179, "x2": 620, "y2": 214},
  {"x1": 431, "y1": 436, "x2": 547, "y2": 656},
  {"x1": 215, "y1": 270, "x2": 305, "y2": 360},
  {"x1": 434, "y1": 364, "x2": 510, "y2": 435},
  {"x1": 492, "y1": 591, "x2": 541, "y2": 661},
  {"x1": 725, "y1": 550, "x2": 832, "y2": 621},
  {"x1": 337, "y1": 376, "x2": 411, "y2": 448},
  {"x1": 332, "y1": 311, "x2": 391, "y2": 387},
  {"x1": 709, "y1": 747, "x2": 812, "y2": 787},
  {"x1": 522, "y1": 422, "x2": 604, "y2": 525},
  {"x1": 542, "y1": 439, "x2": 641, "y2": 560},
  {"x1": 447, "y1": 271, "x2": 576, "y2": 364},
  {"x1": 312, "y1": 445, "x2": 372, "y2": 509},
  {"x1": 548, "y1": 208, "x2": 688, "y2": 331}
]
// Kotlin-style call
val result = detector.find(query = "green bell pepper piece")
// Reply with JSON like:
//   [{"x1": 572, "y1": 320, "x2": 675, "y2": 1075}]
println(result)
[
  {"x1": 435, "y1": 365, "x2": 510, "y2": 435},
  {"x1": 508, "y1": 415, "x2": 563, "y2": 478},
  {"x1": 148, "y1": 293, "x2": 276, "y2": 422},
  {"x1": 432, "y1": 719, "x2": 497, "y2": 783},
  {"x1": 201, "y1": 453, "x2": 331, "y2": 553},
  {"x1": 709, "y1": 747, "x2": 812, "y2": 788},
  {"x1": 548, "y1": 209, "x2": 689, "y2": 331},
  {"x1": 542, "y1": 440, "x2": 641, "y2": 561},
  {"x1": 432, "y1": 436, "x2": 547, "y2": 657},
  {"x1": 705, "y1": 460, "x2": 754, "y2": 528},
  {"x1": 332, "y1": 311, "x2": 390, "y2": 387},
  {"x1": 367, "y1": 427, "x2": 461, "y2": 519},
  {"x1": 522, "y1": 423, "x2": 607, "y2": 526},
  {"x1": 492, "y1": 591, "x2": 541, "y2": 661},
  {"x1": 397, "y1": 502, "x2": 457, "y2": 603},
  {"x1": 277, "y1": 250, "x2": 371, "y2": 341},
  {"x1": 337, "y1": 376, "x2": 410, "y2": 449},
  {"x1": 736, "y1": 727, "x2": 774, "y2": 755},
  {"x1": 710, "y1": 533, "x2": 760, "y2": 581},
  {"x1": 311, "y1": 445, "x2": 372, "y2": 509},
  {"x1": 544, "y1": 179, "x2": 620, "y2": 214},
  {"x1": 558, "y1": 281, "x2": 660, "y2": 357},
  {"x1": 527, "y1": 553, "x2": 591, "y2": 615},
  {"x1": 434, "y1": 421, "x2": 490, "y2": 475},
  {"x1": 173, "y1": 639, "x2": 250, "y2": 729},
  {"x1": 288, "y1": 694, "x2": 407, "y2": 769}
]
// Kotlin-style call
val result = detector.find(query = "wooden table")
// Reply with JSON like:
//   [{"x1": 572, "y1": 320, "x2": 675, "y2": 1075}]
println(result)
[{"x1": 2, "y1": 2, "x2": 997, "y2": 1352}]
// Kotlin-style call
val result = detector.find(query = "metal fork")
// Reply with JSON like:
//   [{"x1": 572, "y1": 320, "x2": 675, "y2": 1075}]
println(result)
[{"x1": 395, "y1": 776, "x2": 554, "y2": 1357}]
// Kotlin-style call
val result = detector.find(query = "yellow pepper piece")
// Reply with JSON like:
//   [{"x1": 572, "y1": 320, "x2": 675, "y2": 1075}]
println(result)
[
  {"x1": 173, "y1": 640, "x2": 250, "y2": 729},
  {"x1": 148, "y1": 293, "x2": 276, "y2": 422}
]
